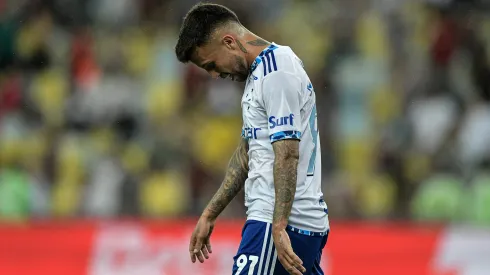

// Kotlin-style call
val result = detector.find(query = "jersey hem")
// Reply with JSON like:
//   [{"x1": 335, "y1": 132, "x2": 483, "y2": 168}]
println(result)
[{"x1": 246, "y1": 215, "x2": 330, "y2": 233}]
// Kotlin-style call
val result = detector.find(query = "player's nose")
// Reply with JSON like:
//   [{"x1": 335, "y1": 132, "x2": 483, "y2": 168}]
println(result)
[{"x1": 209, "y1": 71, "x2": 220, "y2": 79}]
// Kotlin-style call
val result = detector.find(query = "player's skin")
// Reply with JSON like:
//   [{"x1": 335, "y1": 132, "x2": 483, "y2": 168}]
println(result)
[{"x1": 187, "y1": 22, "x2": 306, "y2": 275}]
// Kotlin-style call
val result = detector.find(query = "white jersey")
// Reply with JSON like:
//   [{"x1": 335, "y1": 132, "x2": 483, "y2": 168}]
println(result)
[{"x1": 241, "y1": 43, "x2": 329, "y2": 233}]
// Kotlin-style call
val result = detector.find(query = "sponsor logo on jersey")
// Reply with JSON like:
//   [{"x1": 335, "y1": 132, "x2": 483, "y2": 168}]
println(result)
[
  {"x1": 269, "y1": 114, "x2": 294, "y2": 129},
  {"x1": 242, "y1": 127, "x2": 262, "y2": 140}
]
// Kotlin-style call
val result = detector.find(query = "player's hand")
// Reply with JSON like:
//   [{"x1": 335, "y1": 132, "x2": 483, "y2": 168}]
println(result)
[
  {"x1": 189, "y1": 215, "x2": 215, "y2": 263},
  {"x1": 272, "y1": 229, "x2": 306, "y2": 275}
]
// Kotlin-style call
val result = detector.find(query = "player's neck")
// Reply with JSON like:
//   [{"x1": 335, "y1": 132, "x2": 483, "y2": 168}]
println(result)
[{"x1": 241, "y1": 34, "x2": 271, "y2": 68}]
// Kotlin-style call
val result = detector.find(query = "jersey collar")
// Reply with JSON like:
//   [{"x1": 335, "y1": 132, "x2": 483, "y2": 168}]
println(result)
[{"x1": 249, "y1": 44, "x2": 278, "y2": 74}]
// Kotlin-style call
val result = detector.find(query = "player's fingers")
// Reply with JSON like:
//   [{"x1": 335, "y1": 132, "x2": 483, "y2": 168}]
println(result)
[
  {"x1": 288, "y1": 267, "x2": 303, "y2": 275},
  {"x1": 295, "y1": 262, "x2": 306, "y2": 273},
  {"x1": 193, "y1": 237, "x2": 204, "y2": 255},
  {"x1": 286, "y1": 249, "x2": 304, "y2": 269},
  {"x1": 189, "y1": 235, "x2": 197, "y2": 263},
  {"x1": 285, "y1": 264, "x2": 303, "y2": 275},
  {"x1": 278, "y1": 253, "x2": 293, "y2": 269},
  {"x1": 195, "y1": 250, "x2": 205, "y2": 263},
  {"x1": 189, "y1": 233, "x2": 196, "y2": 250},
  {"x1": 189, "y1": 245, "x2": 197, "y2": 264},
  {"x1": 205, "y1": 239, "x2": 212, "y2": 254},
  {"x1": 284, "y1": 245, "x2": 302, "y2": 264},
  {"x1": 279, "y1": 254, "x2": 303, "y2": 275},
  {"x1": 282, "y1": 251, "x2": 305, "y2": 274},
  {"x1": 279, "y1": 232, "x2": 302, "y2": 267},
  {"x1": 289, "y1": 256, "x2": 304, "y2": 272},
  {"x1": 202, "y1": 245, "x2": 210, "y2": 259}
]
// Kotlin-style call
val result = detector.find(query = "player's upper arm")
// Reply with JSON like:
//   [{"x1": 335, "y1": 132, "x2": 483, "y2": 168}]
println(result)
[{"x1": 262, "y1": 71, "x2": 302, "y2": 143}]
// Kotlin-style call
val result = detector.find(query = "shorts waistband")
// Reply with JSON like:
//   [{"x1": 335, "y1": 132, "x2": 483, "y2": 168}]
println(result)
[{"x1": 286, "y1": 225, "x2": 329, "y2": 237}]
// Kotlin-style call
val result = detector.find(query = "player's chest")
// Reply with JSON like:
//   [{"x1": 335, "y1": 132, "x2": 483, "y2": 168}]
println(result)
[
  {"x1": 241, "y1": 81, "x2": 269, "y2": 141},
  {"x1": 241, "y1": 82, "x2": 267, "y2": 126}
]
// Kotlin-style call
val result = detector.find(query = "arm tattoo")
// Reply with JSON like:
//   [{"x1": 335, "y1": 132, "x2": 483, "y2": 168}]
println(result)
[
  {"x1": 236, "y1": 40, "x2": 248, "y2": 53},
  {"x1": 247, "y1": 39, "x2": 269, "y2": 46},
  {"x1": 203, "y1": 139, "x2": 249, "y2": 220},
  {"x1": 272, "y1": 140, "x2": 300, "y2": 229}
]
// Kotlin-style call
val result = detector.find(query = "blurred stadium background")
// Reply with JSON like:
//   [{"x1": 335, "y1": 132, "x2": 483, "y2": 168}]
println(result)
[{"x1": 1, "y1": 0, "x2": 490, "y2": 274}]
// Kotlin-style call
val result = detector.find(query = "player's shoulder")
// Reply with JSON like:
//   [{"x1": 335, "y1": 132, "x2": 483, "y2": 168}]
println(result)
[{"x1": 252, "y1": 43, "x2": 304, "y2": 81}]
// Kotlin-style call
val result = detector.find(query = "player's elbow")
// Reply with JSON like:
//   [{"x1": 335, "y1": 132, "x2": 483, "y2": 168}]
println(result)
[{"x1": 278, "y1": 149, "x2": 300, "y2": 163}]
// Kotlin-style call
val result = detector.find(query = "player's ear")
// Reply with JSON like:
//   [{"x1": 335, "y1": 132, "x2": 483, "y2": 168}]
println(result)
[{"x1": 222, "y1": 35, "x2": 235, "y2": 50}]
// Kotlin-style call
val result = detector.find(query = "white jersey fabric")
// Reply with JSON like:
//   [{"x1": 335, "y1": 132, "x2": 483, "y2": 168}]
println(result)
[{"x1": 241, "y1": 43, "x2": 329, "y2": 233}]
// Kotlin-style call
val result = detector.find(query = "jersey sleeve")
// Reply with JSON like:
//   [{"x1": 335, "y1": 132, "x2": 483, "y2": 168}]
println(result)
[{"x1": 262, "y1": 71, "x2": 302, "y2": 143}]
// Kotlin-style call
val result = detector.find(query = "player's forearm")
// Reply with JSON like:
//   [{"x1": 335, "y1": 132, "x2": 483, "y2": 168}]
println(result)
[
  {"x1": 272, "y1": 140, "x2": 299, "y2": 232},
  {"x1": 202, "y1": 139, "x2": 249, "y2": 221}
]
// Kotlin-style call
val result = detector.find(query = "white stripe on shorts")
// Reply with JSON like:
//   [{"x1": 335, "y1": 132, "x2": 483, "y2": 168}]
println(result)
[
  {"x1": 256, "y1": 223, "x2": 270, "y2": 275},
  {"x1": 263, "y1": 233, "x2": 274, "y2": 275},
  {"x1": 269, "y1": 249, "x2": 278, "y2": 274}
]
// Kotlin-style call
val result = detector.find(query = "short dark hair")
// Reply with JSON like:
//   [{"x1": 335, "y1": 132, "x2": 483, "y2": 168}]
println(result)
[{"x1": 175, "y1": 3, "x2": 241, "y2": 63}]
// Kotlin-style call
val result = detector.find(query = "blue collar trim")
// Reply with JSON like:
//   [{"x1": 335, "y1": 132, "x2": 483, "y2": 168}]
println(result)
[{"x1": 249, "y1": 44, "x2": 278, "y2": 73}]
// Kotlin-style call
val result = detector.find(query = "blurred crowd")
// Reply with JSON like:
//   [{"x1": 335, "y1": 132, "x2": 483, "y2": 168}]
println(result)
[{"x1": 1, "y1": 0, "x2": 490, "y2": 224}]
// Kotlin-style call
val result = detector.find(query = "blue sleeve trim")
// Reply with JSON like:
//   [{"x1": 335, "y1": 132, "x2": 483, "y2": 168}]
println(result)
[{"x1": 270, "y1": 131, "x2": 301, "y2": 143}]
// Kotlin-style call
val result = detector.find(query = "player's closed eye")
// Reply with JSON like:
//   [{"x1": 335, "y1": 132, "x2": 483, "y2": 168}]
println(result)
[
  {"x1": 219, "y1": 73, "x2": 230, "y2": 79},
  {"x1": 203, "y1": 62, "x2": 216, "y2": 71}
]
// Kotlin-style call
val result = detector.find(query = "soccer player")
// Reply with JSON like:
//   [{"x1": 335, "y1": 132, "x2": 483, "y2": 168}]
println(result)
[{"x1": 175, "y1": 3, "x2": 330, "y2": 275}]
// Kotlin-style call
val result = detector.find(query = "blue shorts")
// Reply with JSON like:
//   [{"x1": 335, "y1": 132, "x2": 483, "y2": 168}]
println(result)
[{"x1": 232, "y1": 220, "x2": 329, "y2": 275}]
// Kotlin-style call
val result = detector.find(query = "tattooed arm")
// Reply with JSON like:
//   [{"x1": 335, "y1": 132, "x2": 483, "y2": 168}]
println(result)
[
  {"x1": 271, "y1": 139, "x2": 300, "y2": 231},
  {"x1": 189, "y1": 138, "x2": 249, "y2": 263},
  {"x1": 202, "y1": 138, "x2": 249, "y2": 221},
  {"x1": 270, "y1": 139, "x2": 305, "y2": 274}
]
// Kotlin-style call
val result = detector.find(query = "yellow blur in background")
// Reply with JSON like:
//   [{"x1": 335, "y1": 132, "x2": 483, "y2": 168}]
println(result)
[{"x1": 0, "y1": 0, "x2": 490, "y2": 226}]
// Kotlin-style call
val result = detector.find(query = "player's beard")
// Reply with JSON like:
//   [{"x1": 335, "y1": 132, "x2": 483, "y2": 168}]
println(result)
[{"x1": 232, "y1": 55, "x2": 249, "y2": 82}]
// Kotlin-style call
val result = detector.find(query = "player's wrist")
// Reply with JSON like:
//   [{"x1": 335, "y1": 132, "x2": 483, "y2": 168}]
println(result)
[
  {"x1": 272, "y1": 220, "x2": 288, "y2": 234},
  {"x1": 201, "y1": 210, "x2": 218, "y2": 222}
]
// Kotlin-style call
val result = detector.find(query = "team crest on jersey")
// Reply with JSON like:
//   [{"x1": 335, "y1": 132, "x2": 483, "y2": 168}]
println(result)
[{"x1": 307, "y1": 82, "x2": 314, "y2": 95}]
